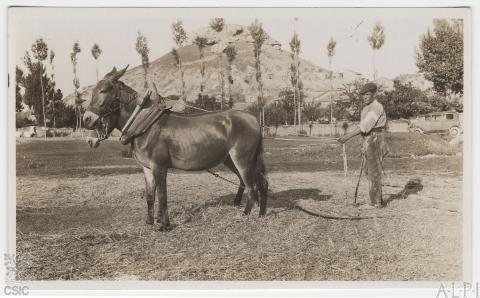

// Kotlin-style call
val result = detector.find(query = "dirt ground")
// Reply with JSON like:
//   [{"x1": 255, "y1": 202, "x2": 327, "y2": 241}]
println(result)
[{"x1": 15, "y1": 133, "x2": 463, "y2": 281}]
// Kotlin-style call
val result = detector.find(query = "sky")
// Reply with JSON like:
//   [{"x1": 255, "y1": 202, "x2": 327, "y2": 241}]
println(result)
[{"x1": 9, "y1": 7, "x2": 469, "y2": 97}]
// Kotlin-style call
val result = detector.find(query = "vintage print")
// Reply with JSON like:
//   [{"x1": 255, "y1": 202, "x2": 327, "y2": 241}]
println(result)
[{"x1": 11, "y1": 7, "x2": 468, "y2": 283}]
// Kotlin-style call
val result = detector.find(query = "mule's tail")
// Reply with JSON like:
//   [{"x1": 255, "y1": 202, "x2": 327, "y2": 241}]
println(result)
[{"x1": 254, "y1": 137, "x2": 268, "y2": 216}]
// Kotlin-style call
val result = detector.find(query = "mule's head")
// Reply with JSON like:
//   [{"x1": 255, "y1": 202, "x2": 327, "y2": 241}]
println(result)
[{"x1": 83, "y1": 65, "x2": 129, "y2": 148}]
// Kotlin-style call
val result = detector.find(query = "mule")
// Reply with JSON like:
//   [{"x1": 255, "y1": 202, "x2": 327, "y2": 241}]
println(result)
[{"x1": 83, "y1": 66, "x2": 268, "y2": 230}]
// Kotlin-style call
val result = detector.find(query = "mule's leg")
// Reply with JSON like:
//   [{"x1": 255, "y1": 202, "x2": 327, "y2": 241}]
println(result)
[
  {"x1": 154, "y1": 166, "x2": 171, "y2": 231},
  {"x1": 143, "y1": 167, "x2": 156, "y2": 225},
  {"x1": 254, "y1": 146, "x2": 269, "y2": 216},
  {"x1": 244, "y1": 186, "x2": 258, "y2": 215},
  {"x1": 229, "y1": 153, "x2": 257, "y2": 215},
  {"x1": 223, "y1": 155, "x2": 245, "y2": 206},
  {"x1": 256, "y1": 165, "x2": 269, "y2": 216}
]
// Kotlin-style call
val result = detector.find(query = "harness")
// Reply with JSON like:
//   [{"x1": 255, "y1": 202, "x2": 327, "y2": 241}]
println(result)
[
  {"x1": 93, "y1": 84, "x2": 138, "y2": 142},
  {"x1": 119, "y1": 105, "x2": 170, "y2": 145}
]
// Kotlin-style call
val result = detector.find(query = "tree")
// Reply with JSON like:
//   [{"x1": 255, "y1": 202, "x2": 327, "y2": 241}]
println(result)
[
  {"x1": 303, "y1": 101, "x2": 322, "y2": 122},
  {"x1": 70, "y1": 41, "x2": 83, "y2": 132},
  {"x1": 91, "y1": 43, "x2": 102, "y2": 82},
  {"x1": 136, "y1": 31, "x2": 150, "y2": 89},
  {"x1": 264, "y1": 102, "x2": 285, "y2": 135},
  {"x1": 48, "y1": 49, "x2": 57, "y2": 131},
  {"x1": 171, "y1": 20, "x2": 188, "y2": 103},
  {"x1": 31, "y1": 38, "x2": 49, "y2": 136},
  {"x1": 171, "y1": 48, "x2": 185, "y2": 102},
  {"x1": 336, "y1": 80, "x2": 367, "y2": 121},
  {"x1": 277, "y1": 88, "x2": 299, "y2": 125},
  {"x1": 224, "y1": 44, "x2": 237, "y2": 107},
  {"x1": 21, "y1": 61, "x2": 51, "y2": 122},
  {"x1": 209, "y1": 18, "x2": 225, "y2": 32},
  {"x1": 52, "y1": 91, "x2": 77, "y2": 128},
  {"x1": 416, "y1": 19, "x2": 463, "y2": 95},
  {"x1": 22, "y1": 51, "x2": 46, "y2": 118},
  {"x1": 248, "y1": 19, "x2": 269, "y2": 133},
  {"x1": 303, "y1": 101, "x2": 323, "y2": 136},
  {"x1": 20, "y1": 54, "x2": 68, "y2": 128},
  {"x1": 289, "y1": 31, "x2": 301, "y2": 129},
  {"x1": 46, "y1": 87, "x2": 66, "y2": 128},
  {"x1": 376, "y1": 80, "x2": 436, "y2": 119},
  {"x1": 15, "y1": 66, "x2": 24, "y2": 112},
  {"x1": 326, "y1": 37, "x2": 336, "y2": 133},
  {"x1": 194, "y1": 36, "x2": 208, "y2": 105},
  {"x1": 367, "y1": 21, "x2": 385, "y2": 80},
  {"x1": 338, "y1": 80, "x2": 440, "y2": 121},
  {"x1": 218, "y1": 54, "x2": 226, "y2": 109}
]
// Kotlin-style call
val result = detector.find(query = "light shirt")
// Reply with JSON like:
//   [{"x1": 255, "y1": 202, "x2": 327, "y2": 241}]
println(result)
[{"x1": 359, "y1": 100, "x2": 387, "y2": 133}]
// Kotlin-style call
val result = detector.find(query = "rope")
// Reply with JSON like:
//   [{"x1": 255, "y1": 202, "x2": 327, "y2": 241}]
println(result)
[
  {"x1": 293, "y1": 203, "x2": 389, "y2": 220},
  {"x1": 206, "y1": 169, "x2": 245, "y2": 189},
  {"x1": 205, "y1": 167, "x2": 397, "y2": 220}
]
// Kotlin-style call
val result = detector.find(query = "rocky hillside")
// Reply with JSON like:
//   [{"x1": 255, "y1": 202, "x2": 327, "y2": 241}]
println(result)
[
  {"x1": 64, "y1": 24, "x2": 433, "y2": 109},
  {"x1": 64, "y1": 24, "x2": 350, "y2": 108}
]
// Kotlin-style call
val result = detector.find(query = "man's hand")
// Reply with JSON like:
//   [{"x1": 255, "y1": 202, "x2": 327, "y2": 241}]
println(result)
[{"x1": 337, "y1": 127, "x2": 362, "y2": 144}]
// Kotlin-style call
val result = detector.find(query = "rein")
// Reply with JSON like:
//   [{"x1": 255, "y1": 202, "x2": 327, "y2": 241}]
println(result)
[{"x1": 101, "y1": 87, "x2": 138, "y2": 119}]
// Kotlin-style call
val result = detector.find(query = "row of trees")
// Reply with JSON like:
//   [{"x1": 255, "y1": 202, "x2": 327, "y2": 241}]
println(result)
[
  {"x1": 334, "y1": 79, "x2": 458, "y2": 122},
  {"x1": 16, "y1": 18, "x2": 462, "y2": 134},
  {"x1": 16, "y1": 39, "x2": 76, "y2": 130},
  {"x1": 259, "y1": 18, "x2": 463, "y2": 131},
  {"x1": 17, "y1": 38, "x2": 105, "y2": 130},
  {"x1": 134, "y1": 18, "x2": 240, "y2": 113},
  {"x1": 254, "y1": 76, "x2": 460, "y2": 134}
]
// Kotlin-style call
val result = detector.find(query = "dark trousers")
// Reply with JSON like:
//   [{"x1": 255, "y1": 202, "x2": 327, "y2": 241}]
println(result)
[{"x1": 362, "y1": 131, "x2": 388, "y2": 205}]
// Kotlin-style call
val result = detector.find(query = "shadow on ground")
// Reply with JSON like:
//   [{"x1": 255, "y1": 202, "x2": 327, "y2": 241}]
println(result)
[{"x1": 186, "y1": 188, "x2": 331, "y2": 217}]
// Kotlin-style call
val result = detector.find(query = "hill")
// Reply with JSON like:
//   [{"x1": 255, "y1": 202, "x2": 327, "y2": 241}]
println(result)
[
  {"x1": 64, "y1": 24, "x2": 434, "y2": 109},
  {"x1": 64, "y1": 24, "x2": 349, "y2": 108}
]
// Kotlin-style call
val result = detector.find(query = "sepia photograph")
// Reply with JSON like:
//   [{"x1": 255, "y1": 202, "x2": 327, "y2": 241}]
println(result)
[{"x1": 3, "y1": 2, "x2": 477, "y2": 295}]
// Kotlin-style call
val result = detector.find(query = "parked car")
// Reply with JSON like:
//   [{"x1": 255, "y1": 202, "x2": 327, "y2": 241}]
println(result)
[{"x1": 409, "y1": 111, "x2": 462, "y2": 136}]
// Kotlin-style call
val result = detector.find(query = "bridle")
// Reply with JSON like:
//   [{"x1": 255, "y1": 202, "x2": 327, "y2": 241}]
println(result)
[{"x1": 94, "y1": 83, "x2": 138, "y2": 142}]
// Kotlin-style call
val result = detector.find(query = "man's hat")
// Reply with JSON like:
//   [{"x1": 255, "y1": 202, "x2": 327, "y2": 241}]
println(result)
[{"x1": 360, "y1": 82, "x2": 378, "y2": 95}]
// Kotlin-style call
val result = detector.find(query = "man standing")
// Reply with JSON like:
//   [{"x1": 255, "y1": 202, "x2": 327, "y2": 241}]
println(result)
[{"x1": 338, "y1": 82, "x2": 388, "y2": 208}]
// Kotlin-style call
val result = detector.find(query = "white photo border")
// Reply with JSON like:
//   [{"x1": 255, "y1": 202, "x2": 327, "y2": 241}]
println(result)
[{"x1": 1, "y1": 1, "x2": 478, "y2": 297}]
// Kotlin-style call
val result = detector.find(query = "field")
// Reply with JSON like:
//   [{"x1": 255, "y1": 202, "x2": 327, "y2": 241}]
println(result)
[{"x1": 15, "y1": 133, "x2": 463, "y2": 281}]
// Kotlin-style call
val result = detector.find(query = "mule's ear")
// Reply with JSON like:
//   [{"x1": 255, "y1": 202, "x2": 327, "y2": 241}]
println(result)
[
  {"x1": 112, "y1": 65, "x2": 129, "y2": 81},
  {"x1": 104, "y1": 67, "x2": 118, "y2": 79}
]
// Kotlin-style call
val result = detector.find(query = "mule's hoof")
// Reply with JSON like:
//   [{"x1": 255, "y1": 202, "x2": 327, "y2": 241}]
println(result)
[
  {"x1": 146, "y1": 218, "x2": 154, "y2": 225},
  {"x1": 243, "y1": 210, "x2": 252, "y2": 216},
  {"x1": 233, "y1": 201, "x2": 241, "y2": 207},
  {"x1": 158, "y1": 224, "x2": 172, "y2": 232}
]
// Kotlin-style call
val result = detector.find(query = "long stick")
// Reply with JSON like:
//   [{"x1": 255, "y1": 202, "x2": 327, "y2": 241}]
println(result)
[
  {"x1": 342, "y1": 144, "x2": 348, "y2": 205},
  {"x1": 354, "y1": 153, "x2": 365, "y2": 205}
]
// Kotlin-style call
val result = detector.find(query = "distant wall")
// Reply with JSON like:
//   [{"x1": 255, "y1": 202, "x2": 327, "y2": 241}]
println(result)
[
  {"x1": 265, "y1": 119, "x2": 409, "y2": 137},
  {"x1": 16, "y1": 127, "x2": 83, "y2": 138},
  {"x1": 388, "y1": 120, "x2": 410, "y2": 132}
]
